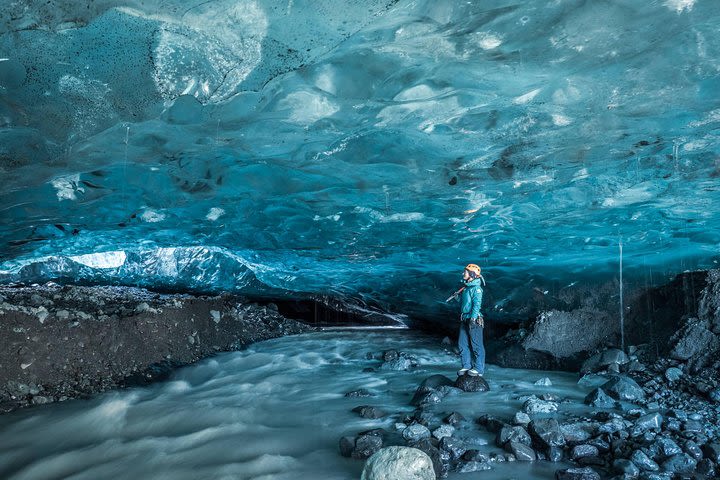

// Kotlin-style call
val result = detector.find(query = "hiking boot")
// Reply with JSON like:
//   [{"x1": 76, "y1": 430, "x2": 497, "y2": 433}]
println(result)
[
  {"x1": 468, "y1": 369, "x2": 482, "y2": 377},
  {"x1": 457, "y1": 368, "x2": 469, "y2": 376}
]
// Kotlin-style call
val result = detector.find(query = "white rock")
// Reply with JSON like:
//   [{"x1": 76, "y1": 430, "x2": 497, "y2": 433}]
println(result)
[{"x1": 361, "y1": 446, "x2": 436, "y2": 480}]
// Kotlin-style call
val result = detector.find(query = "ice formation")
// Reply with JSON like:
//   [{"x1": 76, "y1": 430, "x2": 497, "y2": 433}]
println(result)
[{"x1": 1, "y1": 0, "x2": 719, "y2": 318}]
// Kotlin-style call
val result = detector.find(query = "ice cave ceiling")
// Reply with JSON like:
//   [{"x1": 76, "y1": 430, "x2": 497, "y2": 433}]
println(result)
[{"x1": 0, "y1": 0, "x2": 719, "y2": 320}]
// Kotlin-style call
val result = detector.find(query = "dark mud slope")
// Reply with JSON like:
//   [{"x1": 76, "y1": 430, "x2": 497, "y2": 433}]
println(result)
[{"x1": 0, "y1": 283, "x2": 312, "y2": 413}]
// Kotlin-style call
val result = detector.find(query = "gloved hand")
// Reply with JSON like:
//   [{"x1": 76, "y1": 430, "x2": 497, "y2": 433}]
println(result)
[{"x1": 471, "y1": 316, "x2": 484, "y2": 327}]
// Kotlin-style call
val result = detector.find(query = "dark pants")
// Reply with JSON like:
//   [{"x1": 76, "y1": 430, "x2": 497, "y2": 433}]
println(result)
[{"x1": 458, "y1": 321, "x2": 485, "y2": 373}]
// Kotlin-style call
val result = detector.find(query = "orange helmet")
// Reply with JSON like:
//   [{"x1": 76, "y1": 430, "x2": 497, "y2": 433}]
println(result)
[{"x1": 465, "y1": 263, "x2": 481, "y2": 277}]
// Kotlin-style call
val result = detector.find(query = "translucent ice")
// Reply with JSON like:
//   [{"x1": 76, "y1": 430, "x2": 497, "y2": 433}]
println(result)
[{"x1": 1, "y1": 1, "x2": 719, "y2": 318}]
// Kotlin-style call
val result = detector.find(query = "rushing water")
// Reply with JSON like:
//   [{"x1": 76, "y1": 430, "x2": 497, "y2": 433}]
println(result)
[{"x1": 0, "y1": 329, "x2": 601, "y2": 480}]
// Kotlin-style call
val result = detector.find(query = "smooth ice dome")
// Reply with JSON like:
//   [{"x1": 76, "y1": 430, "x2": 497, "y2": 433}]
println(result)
[{"x1": 1, "y1": 0, "x2": 719, "y2": 320}]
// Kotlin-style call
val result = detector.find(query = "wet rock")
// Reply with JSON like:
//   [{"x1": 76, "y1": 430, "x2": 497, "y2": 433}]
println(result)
[
  {"x1": 571, "y1": 445, "x2": 599, "y2": 460},
  {"x1": 339, "y1": 436, "x2": 356, "y2": 457},
  {"x1": 696, "y1": 458, "x2": 716, "y2": 476},
  {"x1": 410, "y1": 375, "x2": 455, "y2": 407},
  {"x1": 403, "y1": 424, "x2": 431, "y2": 443},
  {"x1": 560, "y1": 422, "x2": 595, "y2": 443},
  {"x1": 454, "y1": 375, "x2": 489, "y2": 393},
  {"x1": 432, "y1": 425, "x2": 454, "y2": 440},
  {"x1": 581, "y1": 349, "x2": 629, "y2": 374},
  {"x1": 535, "y1": 377, "x2": 553, "y2": 386},
  {"x1": 443, "y1": 412, "x2": 465, "y2": 426},
  {"x1": 507, "y1": 441, "x2": 536, "y2": 461},
  {"x1": 554, "y1": 466, "x2": 601, "y2": 480},
  {"x1": 584, "y1": 387, "x2": 617, "y2": 408},
  {"x1": 631, "y1": 449, "x2": 659, "y2": 471},
  {"x1": 701, "y1": 443, "x2": 720, "y2": 463},
  {"x1": 456, "y1": 460, "x2": 491, "y2": 473},
  {"x1": 408, "y1": 438, "x2": 446, "y2": 478},
  {"x1": 660, "y1": 453, "x2": 697, "y2": 473},
  {"x1": 708, "y1": 388, "x2": 720, "y2": 403},
  {"x1": 529, "y1": 418, "x2": 566, "y2": 449},
  {"x1": 513, "y1": 411, "x2": 531, "y2": 426},
  {"x1": 382, "y1": 350, "x2": 399, "y2": 362},
  {"x1": 613, "y1": 458, "x2": 640, "y2": 477},
  {"x1": 439, "y1": 436, "x2": 466, "y2": 460},
  {"x1": 683, "y1": 439, "x2": 703, "y2": 460},
  {"x1": 346, "y1": 388, "x2": 375, "y2": 398},
  {"x1": 497, "y1": 426, "x2": 532, "y2": 448},
  {"x1": 476, "y1": 414, "x2": 508, "y2": 433},
  {"x1": 647, "y1": 436, "x2": 682, "y2": 461},
  {"x1": 352, "y1": 433, "x2": 384, "y2": 459},
  {"x1": 360, "y1": 446, "x2": 435, "y2": 480},
  {"x1": 601, "y1": 375, "x2": 645, "y2": 402},
  {"x1": 380, "y1": 357, "x2": 414, "y2": 371},
  {"x1": 523, "y1": 396, "x2": 558, "y2": 414},
  {"x1": 634, "y1": 412, "x2": 663, "y2": 431},
  {"x1": 352, "y1": 406, "x2": 388, "y2": 419},
  {"x1": 664, "y1": 367, "x2": 683, "y2": 383}
]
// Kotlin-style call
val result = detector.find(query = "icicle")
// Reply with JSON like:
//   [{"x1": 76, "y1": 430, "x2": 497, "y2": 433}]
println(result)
[{"x1": 619, "y1": 236, "x2": 625, "y2": 353}]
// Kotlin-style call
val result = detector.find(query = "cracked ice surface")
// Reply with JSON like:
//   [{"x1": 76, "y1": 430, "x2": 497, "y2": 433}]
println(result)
[{"x1": 1, "y1": 0, "x2": 719, "y2": 320}]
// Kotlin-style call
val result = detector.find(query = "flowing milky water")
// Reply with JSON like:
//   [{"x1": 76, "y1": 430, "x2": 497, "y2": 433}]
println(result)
[{"x1": 0, "y1": 330, "x2": 603, "y2": 480}]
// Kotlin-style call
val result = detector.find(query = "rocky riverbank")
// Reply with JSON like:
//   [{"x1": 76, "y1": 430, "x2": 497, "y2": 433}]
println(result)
[{"x1": 0, "y1": 282, "x2": 312, "y2": 413}]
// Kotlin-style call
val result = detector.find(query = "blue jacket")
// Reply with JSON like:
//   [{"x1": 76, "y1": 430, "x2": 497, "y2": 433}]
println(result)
[{"x1": 460, "y1": 278, "x2": 483, "y2": 321}]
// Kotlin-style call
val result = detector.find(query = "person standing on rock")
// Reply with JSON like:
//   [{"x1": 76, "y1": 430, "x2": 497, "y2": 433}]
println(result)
[{"x1": 447, "y1": 264, "x2": 486, "y2": 377}]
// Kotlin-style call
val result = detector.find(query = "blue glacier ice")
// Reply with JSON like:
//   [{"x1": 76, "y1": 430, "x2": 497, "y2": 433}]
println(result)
[{"x1": 1, "y1": 0, "x2": 719, "y2": 320}]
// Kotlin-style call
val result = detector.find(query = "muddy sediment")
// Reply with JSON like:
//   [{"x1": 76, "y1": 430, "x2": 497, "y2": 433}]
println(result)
[{"x1": 0, "y1": 282, "x2": 312, "y2": 413}]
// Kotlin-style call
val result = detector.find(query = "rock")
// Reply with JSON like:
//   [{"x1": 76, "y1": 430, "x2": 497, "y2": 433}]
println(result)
[
  {"x1": 634, "y1": 412, "x2": 663, "y2": 431},
  {"x1": 650, "y1": 437, "x2": 682, "y2": 459},
  {"x1": 696, "y1": 458, "x2": 716, "y2": 476},
  {"x1": 522, "y1": 309, "x2": 617, "y2": 359},
  {"x1": 382, "y1": 350, "x2": 399, "y2": 362},
  {"x1": 581, "y1": 348, "x2": 630, "y2": 374},
  {"x1": 408, "y1": 438, "x2": 446, "y2": 479},
  {"x1": 508, "y1": 441, "x2": 536, "y2": 461},
  {"x1": 443, "y1": 412, "x2": 465, "y2": 426},
  {"x1": 523, "y1": 396, "x2": 558, "y2": 414},
  {"x1": 432, "y1": 425, "x2": 454, "y2": 440},
  {"x1": 702, "y1": 443, "x2": 720, "y2": 463},
  {"x1": 410, "y1": 375, "x2": 455, "y2": 406},
  {"x1": 339, "y1": 436, "x2": 356, "y2": 457},
  {"x1": 380, "y1": 357, "x2": 414, "y2": 371},
  {"x1": 661, "y1": 453, "x2": 697, "y2": 473},
  {"x1": 560, "y1": 422, "x2": 595, "y2": 443},
  {"x1": 346, "y1": 388, "x2": 376, "y2": 398},
  {"x1": 683, "y1": 440, "x2": 703, "y2": 460},
  {"x1": 496, "y1": 426, "x2": 532, "y2": 447},
  {"x1": 571, "y1": 445, "x2": 599, "y2": 460},
  {"x1": 554, "y1": 466, "x2": 601, "y2": 480},
  {"x1": 613, "y1": 458, "x2": 640, "y2": 477},
  {"x1": 535, "y1": 377, "x2": 553, "y2": 386},
  {"x1": 529, "y1": 418, "x2": 566, "y2": 449},
  {"x1": 513, "y1": 411, "x2": 531, "y2": 426},
  {"x1": 353, "y1": 406, "x2": 388, "y2": 419},
  {"x1": 454, "y1": 375, "x2": 489, "y2": 393},
  {"x1": 709, "y1": 388, "x2": 720, "y2": 403},
  {"x1": 403, "y1": 424, "x2": 431, "y2": 443},
  {"x1": 353, "y1": 433, "x2": 384, "y2": 459},
  {"x1": 439, "y1": 436, "x2": 466, "y2": 460},
  {"x1": 664, "y1": 367, "x2": 683, "y2": 383},
  {"x1": 456, "y1": 460, "x2": 491, "y2": 473},
  {"x1": 631, "y1": 449, "x2": 659, "y2": 471},
  {"x1": 584, "y1": 387, "x2": 617, "y2": 408},
  {"x1": 669, "y1": 317, "x2": 720, "y2": 371},
  {"x1": 601, "y1": 375, "x2": 645, "y2": 402},
  {"x1": 360, "y1": 446, "x2": 436, "y2": 480}
]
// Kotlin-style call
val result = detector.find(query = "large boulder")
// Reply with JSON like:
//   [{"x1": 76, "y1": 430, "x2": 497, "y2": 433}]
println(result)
[
  {"x1": 522, "y1": 308, "x2": 617, "y2": 359},
  {"x1": 361, "y1": 446, "x2": 436, "y2": 480}
]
